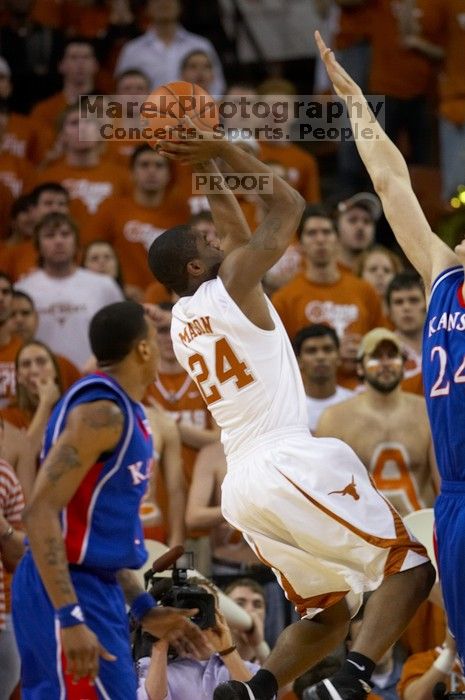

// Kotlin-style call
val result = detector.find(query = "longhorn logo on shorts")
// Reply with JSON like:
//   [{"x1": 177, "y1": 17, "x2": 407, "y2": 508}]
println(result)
[{"x1": 328, "y1": 475, "x2": 360, "y2": 500}]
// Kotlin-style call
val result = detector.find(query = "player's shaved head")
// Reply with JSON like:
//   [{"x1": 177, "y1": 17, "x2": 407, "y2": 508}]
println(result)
[{"x1": 148, "y1": 225, "x2": 198, "y2": 296}]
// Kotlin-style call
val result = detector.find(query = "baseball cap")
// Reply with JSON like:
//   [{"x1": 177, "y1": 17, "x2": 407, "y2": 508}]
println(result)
[
  {"x1": 337, "y1": 192, "x2": 382, "y2": 221},
  {"x1": 0, "y1": 57, "x2": 11, "y2": 78},
  {"x1": 357, "y1": 328, "x2": 402, "y2": 360}
]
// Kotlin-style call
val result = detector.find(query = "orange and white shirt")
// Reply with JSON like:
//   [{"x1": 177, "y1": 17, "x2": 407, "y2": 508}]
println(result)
[
  {"x1": 0, "y1": 335, "x2": 22, "y2": 408},
  {"x1": 0, "y1": 240, "x2": 38, "y2": 282},
  {"x1": 0, "y1": 459, "x2": 24, "y2": 629},
  {"x1": 1, "y1": 113, "x2": 35, "y2": 161},
  {"x1": 401, "y1": 344, "x2": 424, "y2": 395}
]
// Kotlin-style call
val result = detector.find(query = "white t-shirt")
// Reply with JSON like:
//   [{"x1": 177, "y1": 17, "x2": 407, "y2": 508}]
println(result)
[
  {"x1": 16, "y1": 268, "x2": 123, "y2": 369},
  {"x1": 306, "y1": 386, "x2": 354, "y2": 433}
]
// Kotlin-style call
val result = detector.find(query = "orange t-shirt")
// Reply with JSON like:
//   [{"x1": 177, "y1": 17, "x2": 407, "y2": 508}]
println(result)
[
  {"x1": 34, "y1": 161, "x2": 131, "y2": 241},
  {"x1": 31, "y1": 0, "x2": 64, "y2": 28},
  {"x1": 2, "y1": 113, "x2": 35, "y2": 162},
  {"x1": 1, "y1": 240, "x2": 38, "y2": 282},
  {"x1": 56, "y1": 354, "x2": 81, "y2": 391},
  {"x1": 86, "y1": 194, "x2": 190, "y2": 288},
  {"x1": 104, "y1": 140, "x2": 139, "y2": 168},
  {"x1": 1, "y1": 405, "x2": 29, "y2": 430},
  {"x1": 62, "y1": 1, "x2": 110, "y2": 37},
  {"x1": 0, "y1": 183, "x2": 13, "y2": 240},
  {"x1": 369, "y1": 0, "x2": 436, "y2": 99},
  {"x1": 144, "y1": 281, "x2": 173, "y2": 305},
  {"x1": 420, "y1": 0, "x2": 465, "y2": 124},
  {"x1": 333, "y1": 1, "x2": 376, "y2": 50},
  {"x1": 401, "y1": 345, "x2": 424, "y2": 395},
  {"x1": 398, "y1": 646, "x2": 464, "y2": 698},
  {"x1": 258, "y1": 142, "x2": 321, "y2": 203},
  {"x1": 272, "y1": 271, "x2": 385, "y2": 389},
  {"x1": 0, "y1": 152, "x2": 33, "y2": 199},
  {"x1": 30, "y1": 91, "x2": 68, "y2": 134},
  {"x1": 0, "y1": 336, "x2": 22, "y2": 408},
  {"x1": 272, "y1": 271, "x2": 385, "y2": 344},
  {"x1": 400, "y1": 600, "x2": 446, "y2": 655}
]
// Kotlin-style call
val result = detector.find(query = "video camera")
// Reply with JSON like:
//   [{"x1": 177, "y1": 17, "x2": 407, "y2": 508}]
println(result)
[{"x1": 132, "y1": 547, "x2": 216, "y2": 661}]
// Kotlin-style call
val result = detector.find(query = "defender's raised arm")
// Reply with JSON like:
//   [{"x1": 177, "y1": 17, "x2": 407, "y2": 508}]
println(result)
[{"x1": 315, "y1": 30, "x2": 457, "y2": 289}]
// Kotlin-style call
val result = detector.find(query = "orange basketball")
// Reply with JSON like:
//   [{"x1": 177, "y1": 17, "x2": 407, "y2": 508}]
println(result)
[{"x1": 141, "y1": 81, "x2": 220, "y2": 145}]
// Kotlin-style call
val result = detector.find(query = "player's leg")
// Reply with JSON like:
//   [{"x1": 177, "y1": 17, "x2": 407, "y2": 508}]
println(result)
[
  {"x1": 305, "y1": 562, "x2": 435, "y2": 700},
  {"x1": 214, "y1": 598, "x2": 350, "y2": 700},
  {"x1": 69, "y1": 568, "x2": 138, "y2": 700},
  {"x1": 349, "y1": 562, "x2": 435, "y2": 659},
  {"x1": 434, "y1": 492, "x2": 465, "y2": 667},
  {"x1": 12, "y1": 551, "x2": 84, "y2": 699}
]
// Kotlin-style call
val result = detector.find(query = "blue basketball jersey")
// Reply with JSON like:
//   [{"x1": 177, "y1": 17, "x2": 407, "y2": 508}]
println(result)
[
  {"x1": 42, "y1": 372, "x2": 153, "y2": 570},
  {"x1": 423, "y1": 266, "x2": 465, "y2": 481}
]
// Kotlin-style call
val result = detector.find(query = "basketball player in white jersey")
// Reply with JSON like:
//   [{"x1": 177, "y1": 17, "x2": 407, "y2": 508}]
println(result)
[{"x1": 147, "y1": 133, "x2": 435, "y2": 700}]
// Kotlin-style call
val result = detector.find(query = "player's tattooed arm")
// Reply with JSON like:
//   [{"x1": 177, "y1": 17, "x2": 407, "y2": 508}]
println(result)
[
  {"x1": 116, "y1": 568, "x2": 145, "y2": 604},
  {"x1": 44, "y1": 536, "x2": 76, "y2": 597},
  {"x1": 22, "y1": 400, "x2": 124, "y2": 609},
  {"x1": 82, "y1": 401, "x2": 124, "y2": 431},
  {"x1": 46, "y1": 444, "x2": 81, "y2": 484},
  {"x1": 248, "y1": 217, "x2": 282, "y2": 252}
]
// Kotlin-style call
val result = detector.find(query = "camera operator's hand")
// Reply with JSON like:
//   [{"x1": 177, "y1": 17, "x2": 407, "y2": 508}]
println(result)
[
  {"x1": 204, "y1": 610, "x2": 234, "y2": 653},
  {"x1": 61, "y1": 624, "x2": 116, "y2": 683},
  {"x1": 141, "y1": 607, "x2": 210, "y2": 658}
]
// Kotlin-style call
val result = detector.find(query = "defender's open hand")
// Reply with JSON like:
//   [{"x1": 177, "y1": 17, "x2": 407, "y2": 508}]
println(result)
[{"x1": 314, "y1": 30, "x2": 363, "y2": 99}]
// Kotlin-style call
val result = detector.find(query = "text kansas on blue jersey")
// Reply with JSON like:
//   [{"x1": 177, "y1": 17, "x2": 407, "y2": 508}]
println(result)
[{"x1": 423, "y1": 266, "x2": 465, "y2": 482}]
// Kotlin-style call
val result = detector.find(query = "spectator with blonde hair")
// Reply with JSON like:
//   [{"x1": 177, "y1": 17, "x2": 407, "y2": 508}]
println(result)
[{"x1": 357, "y1": 245, "x2": 404, "y2": 318}]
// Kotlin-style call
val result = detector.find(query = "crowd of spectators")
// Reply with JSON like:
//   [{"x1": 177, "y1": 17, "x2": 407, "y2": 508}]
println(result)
[{"x1": 0, "y1": 1, "x2": 463, "y2": 699}]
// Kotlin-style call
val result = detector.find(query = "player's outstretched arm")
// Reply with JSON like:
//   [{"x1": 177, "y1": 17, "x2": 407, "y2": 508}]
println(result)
[
  {"x1": 315, "y1": 30, "x2": 458, "y2": 288},
  {"x1": 22, "y1": 400, "x2": 123, "y2": 680}
]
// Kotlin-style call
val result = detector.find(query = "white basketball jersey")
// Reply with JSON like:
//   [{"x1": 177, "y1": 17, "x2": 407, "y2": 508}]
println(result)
[{"x1": 171, "y1": 277, "x2": 308, "y2": 456}]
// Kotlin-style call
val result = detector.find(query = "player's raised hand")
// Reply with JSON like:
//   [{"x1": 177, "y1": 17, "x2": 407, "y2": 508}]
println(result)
[
  {"x1": 61, "y1": 624, "x2": 116, "y2": 683},
  {"x1": 314, "y1": 30, "x2": 363, "y2": 99},
  {"x1": 157, "y1": 114, "x2": 226, "y2": 165}
]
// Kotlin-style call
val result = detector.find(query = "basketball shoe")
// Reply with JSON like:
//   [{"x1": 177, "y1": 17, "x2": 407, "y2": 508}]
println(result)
[
  {"x1": 303, "y1": 674, "x2": 372, "y2": 700},
  {"x1": 213, "y1": 681, "x2": 257, "y2": 699}
]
